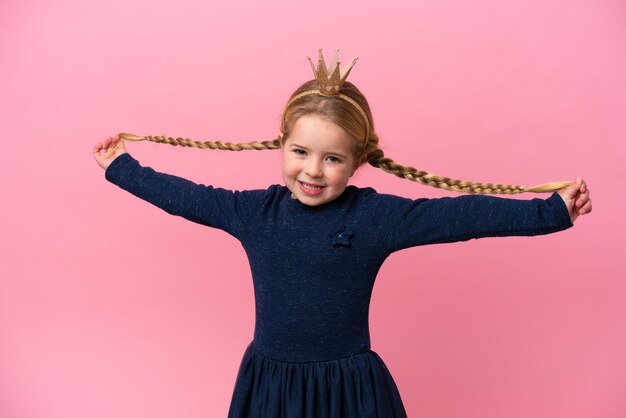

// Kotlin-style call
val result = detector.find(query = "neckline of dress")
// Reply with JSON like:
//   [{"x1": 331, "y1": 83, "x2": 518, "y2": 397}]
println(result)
[{"x1": 283, "y1": 185, "x2": 354, "y2": 213}]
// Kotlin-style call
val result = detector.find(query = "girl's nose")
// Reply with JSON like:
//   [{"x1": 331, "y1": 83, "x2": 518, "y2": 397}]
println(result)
[{"x1": 305, "y1": 160, "x2": 323, "y2": 178}]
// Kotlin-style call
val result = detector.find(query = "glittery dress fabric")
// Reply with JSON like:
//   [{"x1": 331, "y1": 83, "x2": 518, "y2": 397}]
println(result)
[{"x1": 105, "y1": 153, "x2": 573, "y2": 417}]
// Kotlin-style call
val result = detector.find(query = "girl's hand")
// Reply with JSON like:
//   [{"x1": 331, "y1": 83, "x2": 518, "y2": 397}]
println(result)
[
  {"x1": 557, "y1": 177, "x2": 592, "y2": 224},
  {"x1": 93, "y1": 134, "x2": 128, "y2": 170}
]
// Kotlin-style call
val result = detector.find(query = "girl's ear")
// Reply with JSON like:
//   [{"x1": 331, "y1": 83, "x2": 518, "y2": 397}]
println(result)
[
  {"x1": 350, "y1": 156, "x2": 367, "y2": 176},
  {"x1": 278, "y1": 131, "x2": 284, "y2": 147}
]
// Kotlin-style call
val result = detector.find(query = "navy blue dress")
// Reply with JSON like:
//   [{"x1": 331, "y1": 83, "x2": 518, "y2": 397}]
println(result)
[{"x1": 105, "y1": 153, "x2": 573, "y2": 417}]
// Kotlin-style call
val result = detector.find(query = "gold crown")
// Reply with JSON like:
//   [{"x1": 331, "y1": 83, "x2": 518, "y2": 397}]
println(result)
[
  {"x1": 308, "y1": 48, "x2": 359, "y2": 96},
  {"x1": 284, "y1": 48, "x2": 370, "y2": 150}
]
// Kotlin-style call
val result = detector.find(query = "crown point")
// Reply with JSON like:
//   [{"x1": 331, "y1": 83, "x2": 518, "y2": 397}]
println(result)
[{"x1": 308, "y1": 49, "x2": 360, "y2": 96}]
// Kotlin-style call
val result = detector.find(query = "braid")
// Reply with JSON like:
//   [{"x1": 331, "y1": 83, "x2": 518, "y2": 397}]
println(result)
[
  {"x1": 367, "y1": 150, "x2": 569, "y2": 194},
  {"x1": 117, "y1": 131, "x2": 571, "y2": 195},
  {"x1": 119, "y1": 132, "x2": 280, "y2": 151}
]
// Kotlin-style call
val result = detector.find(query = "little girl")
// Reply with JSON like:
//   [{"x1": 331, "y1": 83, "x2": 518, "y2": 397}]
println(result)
[{"x1": 93, "y1": 50, "x2": 591, "y2": 418}]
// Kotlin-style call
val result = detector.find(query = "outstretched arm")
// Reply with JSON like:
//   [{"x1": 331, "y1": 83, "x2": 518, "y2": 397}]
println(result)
[
  {"x1": 366, "y1": 188, "x2": 580, "y2": 254},
  {"x1": 93, "y1": 134, "x2": 265, "y2": 238}
]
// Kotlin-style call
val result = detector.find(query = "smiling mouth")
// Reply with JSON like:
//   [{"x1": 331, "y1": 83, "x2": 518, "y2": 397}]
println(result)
[{"x1": 298, "y1": 180, "x2": 326, "y2": 194}]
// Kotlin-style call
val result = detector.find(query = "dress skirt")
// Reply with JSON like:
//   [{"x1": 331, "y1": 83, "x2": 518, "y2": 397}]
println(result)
[{"x1": 228, "y1": 341, "x2": 408, "y2": 418}]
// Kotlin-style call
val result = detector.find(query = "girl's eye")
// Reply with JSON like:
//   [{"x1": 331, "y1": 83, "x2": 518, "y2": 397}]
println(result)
[
  {"x1": 326, "y1": 156, "x2": 341, "y2": 164},
  {"x1": 293, "y1": 149, "x2": 306, "y2": 156}
]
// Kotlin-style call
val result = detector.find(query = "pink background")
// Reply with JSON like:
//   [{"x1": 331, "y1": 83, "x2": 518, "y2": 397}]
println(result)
[{"x1": 1, "y1": 0, "x2": 624, "y2": 417}]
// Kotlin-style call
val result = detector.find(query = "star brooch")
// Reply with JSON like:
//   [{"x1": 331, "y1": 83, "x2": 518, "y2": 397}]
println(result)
[{"x1": 329, "y1": 225, "x2": 355, "y2": 248}]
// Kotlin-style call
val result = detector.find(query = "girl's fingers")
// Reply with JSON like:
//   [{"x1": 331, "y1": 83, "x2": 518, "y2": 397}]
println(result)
[
  {"x1": 95, "y1": 138, "x2": 112, "y2": 152},
  {"x1": 580, "y1": 202, "x2": 591, "y2": 214},
  {"x1": 100, "y1": 136, "x2": 115, "y2": 149},
  {"x1": 574, "y1": 180, "x2": 590, "y2": 208}
]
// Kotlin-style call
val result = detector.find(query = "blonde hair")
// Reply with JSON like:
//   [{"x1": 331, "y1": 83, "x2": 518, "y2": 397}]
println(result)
[{"x1": 119, "y1": 80, "x2": 571, "y2": 194}]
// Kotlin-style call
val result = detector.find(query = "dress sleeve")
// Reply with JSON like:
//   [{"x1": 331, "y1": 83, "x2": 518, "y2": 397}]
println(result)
[
  {"x1": 368, "y1": 191, "x2": 574, "y2": 253},
  {"x1": 104, "y1": 153, "x2": 265, "y2": 239}
]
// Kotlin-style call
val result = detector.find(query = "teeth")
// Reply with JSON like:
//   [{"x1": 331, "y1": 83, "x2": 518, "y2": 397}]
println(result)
[{"x1": 301, "y1": 182, "x2": 322, "y2": 190}]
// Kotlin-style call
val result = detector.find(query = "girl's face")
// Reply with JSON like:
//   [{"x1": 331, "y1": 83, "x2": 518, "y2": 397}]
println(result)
[{"x1": 280, "y1": 114, "x2": 359, "y2": 207}]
